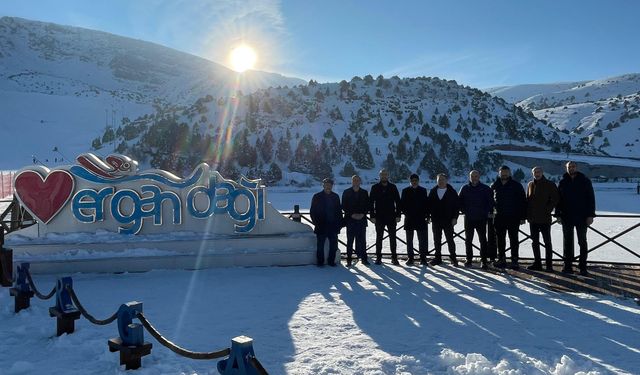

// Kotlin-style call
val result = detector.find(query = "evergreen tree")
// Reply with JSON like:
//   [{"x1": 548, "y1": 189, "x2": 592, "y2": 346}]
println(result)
[
  {"x1": 352, "y1": 136, "x2": 375, "y2": 169},
  {"x1": 233, "y1": 129, "x2": 257, "y2": 167},
  {"x1": 439, "y1": 114, "x2": 450, "y2": 129},
  {"x1": 91, "y1": 137, "x2": 102, "y2": 150},
  {"x1": 419, "y1": 148, "x2": 448, "y2": 179},
  {"x1": 339, "y1": 161, "x2": 357, "y2": 177},
  {"x1": 265, "y1": 162, "x2": 283, "y2": 183},
  {"x1": 259, "y1": 129, "x2": 274, "y2": 162},
  {"x1": 276, "y1": 136, "x2": 292, "y2": 162},
  {"x1": 513, "y1": 168, "x2": 525, "y2": 183}
]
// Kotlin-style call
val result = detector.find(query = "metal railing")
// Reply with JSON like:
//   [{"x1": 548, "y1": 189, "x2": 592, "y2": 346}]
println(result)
[{"x1": 284, "y1": 210, "x2": 640, "y2": 266}]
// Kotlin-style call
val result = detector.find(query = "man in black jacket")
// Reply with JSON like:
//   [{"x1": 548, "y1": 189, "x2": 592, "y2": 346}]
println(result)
[
  {"x1": 401, "y1": 173, "x2": 429, "y2": 266},
  {"x1": 491, "y1": 166, "x2": 527, "y2": 270},
  {"x1": 459, "y1": 170, "x2": 494, "y2": 269},
  {"x1": 342, "y1": 175, "x2": 370, "y2": 266},
  {"x1": 556, "y1": 161, "x2": 596, "y2": 276},
  {"x1": 428, "y1": 173, "x2": 459, "y2": 266},
  {"x1": 369, "y1": 168, "x2": 402, "y2": 265},
  {"x1": 310, "y1": 178, "x2": 342, "y2": 267}
]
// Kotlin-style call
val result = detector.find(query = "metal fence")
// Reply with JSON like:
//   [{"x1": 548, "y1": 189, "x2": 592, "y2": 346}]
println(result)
[
  {"x1": 283, "y1": 210, "x2": 640, "y2": 266},
  {"x1": 1, "y1": 197, "x2": 638, "y2": 266}
]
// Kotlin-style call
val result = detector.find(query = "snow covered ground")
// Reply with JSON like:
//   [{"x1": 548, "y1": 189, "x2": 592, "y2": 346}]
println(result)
[
  {"x1": 1, "y1": 261, "x2": 640, "y2": 374},
  {"x1": 1, "y1": 183, "x2": 639, "y2": 374}
]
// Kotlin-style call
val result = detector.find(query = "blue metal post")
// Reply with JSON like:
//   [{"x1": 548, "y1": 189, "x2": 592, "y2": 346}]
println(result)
[
  {"x1": 217, "y1": 336, "x2": 261, "y2": 375},
  {"x1": 108, "y1": 301, "x2": 152, "y2": 370},
  {"x1": 49, "y1": 277, "x2": 81, "y2": 336},
  {"x1": 9, "y1": 262, "x2": 34, "y2": 313}
]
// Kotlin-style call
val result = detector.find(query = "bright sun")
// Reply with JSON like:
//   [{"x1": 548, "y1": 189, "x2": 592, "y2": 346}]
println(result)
[{"x1": 229, "y1": 45, "x2": 257, "y2": 73}]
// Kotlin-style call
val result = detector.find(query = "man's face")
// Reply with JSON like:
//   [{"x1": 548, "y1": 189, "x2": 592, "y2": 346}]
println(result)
[
  {"x1": 380, "y1": 171, "x2": 389, "y2": 183},
  {"x1": 352, "y1": 177, "x2": 361, "y2": 189},
  {"x1": 533, "y1": 168, "x2": 543, "y2": 180},
  {"x1": 323, "y1": 182, "x2": 333, "y2": 193},
  {"x1": 410, "y1": 178, "x2": 419, "y2": 188},
  {"x1": 469, "y1": 171, "x2": 480, "y2": 185},
  {"x1": 437, "y1": 175, "x2": 447, "y2": 188},
  {"x1": 566, "y1": 162, "x2": 577, "y2": 176},
  {"x1": 499, "y1": 169, "x2": 511, "y2": 181}
]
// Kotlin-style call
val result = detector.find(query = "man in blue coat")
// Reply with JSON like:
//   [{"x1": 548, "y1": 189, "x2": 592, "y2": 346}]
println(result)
[
  {"x1": 491, "y1": 166, "x2": 527, "y2": 270},
  {"x1": 556, "y1": 161, "x2": 596, "y2": 276},
  {"x1": 310, "y1": 178, "x2": 342, "y2": 267},
  {"x1": 459, "y1": 170, "x2": 494, "y2": 269}
]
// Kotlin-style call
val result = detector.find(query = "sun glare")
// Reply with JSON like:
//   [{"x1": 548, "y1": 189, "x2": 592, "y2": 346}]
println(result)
[{"x1": 229, "y1": 45, "x2": 257, "y2": 73}]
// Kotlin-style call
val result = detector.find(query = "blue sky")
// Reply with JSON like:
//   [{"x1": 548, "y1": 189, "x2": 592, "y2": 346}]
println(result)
[{"x1": 1, "y1": 0, "x2": 639, "y2": 88}]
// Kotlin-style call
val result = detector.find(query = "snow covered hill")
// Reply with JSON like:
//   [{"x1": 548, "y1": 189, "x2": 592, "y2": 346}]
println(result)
[
  {"x1": 105, "y1": 75, "x2": 568, "y2": 184},
  {"x1": 485, "y1": 81, "x2": 587, "y2": 104},
  {"x1": 488, "y1": 74, "x2": 640, "y2": 158},
  {"x1": 0, "y1": 17, "x2": 303, "y2": 168}
]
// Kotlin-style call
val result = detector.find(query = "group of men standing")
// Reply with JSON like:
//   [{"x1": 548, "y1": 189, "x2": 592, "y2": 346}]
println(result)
[{"x1": 310, "y1": 161, "x2": 596, "y2": 276}]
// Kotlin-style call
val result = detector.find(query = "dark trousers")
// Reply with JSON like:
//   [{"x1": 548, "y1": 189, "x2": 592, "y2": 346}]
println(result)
[
  {"x1": 495, "y1": 217, "x2": 520, "y2": 264},
  {"x1": 406, "y1": 229, "x2": 428, "y2": 260},
  {"x1": 346, "y1": 219, "x2": 367, "y2": 261},
  {"x1": 530, "y1": 223, "x2": 553, "y2": 267},
  {"x1": 317, "y1": 233, "x2": 338, "y2": 265},
  {"x1": 375, "y1": 221, "x2": 397, "y2": 260},
  {"x1": 487, "y1": 219, "x2": 497, "y2": 260},
  {"x1": 562, "y1": 222, "x2": 588, "y2": 271},
  {"x1": 432, "y1": 220, "x2": 456, "y2": 260},
  {"x1": 465, "y1": 218, "x2": 488, "y2": 262}
]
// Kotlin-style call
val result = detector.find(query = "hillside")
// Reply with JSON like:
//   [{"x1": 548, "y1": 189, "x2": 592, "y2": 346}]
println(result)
[
  {"x1": 102, "y1": 75, "x2": 567, "y2": 184},
  {"x1": 0, "y1": 17, "x2": 303, "y2": 168},
  {"x1": 485, "y1": 81, "x2": 587, "y2": 103},
  {"x1": 488, "y1": 74, "x2": 640, "y2": 158}
]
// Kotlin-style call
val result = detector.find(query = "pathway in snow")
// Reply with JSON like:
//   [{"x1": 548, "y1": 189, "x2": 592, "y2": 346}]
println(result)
[{"x1": 1, "y1": 264, "x2": 639, "y2": 374}]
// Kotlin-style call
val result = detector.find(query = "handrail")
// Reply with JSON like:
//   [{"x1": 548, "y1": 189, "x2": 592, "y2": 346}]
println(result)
[{"x1": 284, "y1": 210, "x2": 640, "y2": 265}]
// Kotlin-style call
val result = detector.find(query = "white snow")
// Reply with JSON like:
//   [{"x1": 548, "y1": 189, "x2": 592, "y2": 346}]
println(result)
[
  {"x1": 1, "y1": 184, "x2": 639, "y2": 374},
  {"x1": 1, "y1": 262, "x2": 639, "y2": 374}
]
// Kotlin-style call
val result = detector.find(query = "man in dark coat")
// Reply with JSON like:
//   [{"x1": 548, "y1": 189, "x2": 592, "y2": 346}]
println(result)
[
  {"x1": 428, "y1": 173, "x2": 459, "y2": 266},
  {"x1": 556, "y1": 161, "x2": 596, "y2": 276},
  {"x1": 459, "y1": 170, "x2": 494, "y2": 269},
  {"x1": 369, "y1": 168, "x2": 402, "y2": 265},
  {"x1": 342, "y1": 174, "x2": 370, "y2": 266},
  {"x1": 526, "y1": 166, "x2": 559, "y2": 272},
  {"x1": 310, "y1": 178, "x2": 342, "y2": 267},
  {"x1": 400, "y1": 173, "x2": 429, "y2": 265},
  {"x1": 491, "y1": 166, "x2": 527, "y2": 270}
]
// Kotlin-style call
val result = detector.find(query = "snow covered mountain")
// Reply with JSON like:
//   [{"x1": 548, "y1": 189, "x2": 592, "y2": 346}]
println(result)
[
  {"x1": 102, "y1": 75, "x2": 569, "y2": 184},
  {"x1": 488, "y1": 74, "x2": 640, "y2": 158},
  {"x1": 0, "y1": 17, "x2": 303, "y2": 168}
]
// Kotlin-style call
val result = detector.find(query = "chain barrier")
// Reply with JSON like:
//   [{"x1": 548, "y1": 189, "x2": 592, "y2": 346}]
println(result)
[
  {"x1": 25, "y1": 268, "x2": 55, "y2": 299},
  {"x1": 249, "y1": 356, "x2": 269, "y2": 375},
  {"x1": 136, "y1": 312, "x2": 231, "y2": 360},
  {"x1": 65, "y1": 285, "x2": 118, "y2": 325}
]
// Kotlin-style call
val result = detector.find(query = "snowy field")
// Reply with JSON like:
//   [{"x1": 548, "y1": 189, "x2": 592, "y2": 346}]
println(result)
[
  {"x1": 1, "y1": 183, "x2": 640, "y2": 374},
  {"x1": 2, "y1": 263, "x2": 640, "y2": 374}
]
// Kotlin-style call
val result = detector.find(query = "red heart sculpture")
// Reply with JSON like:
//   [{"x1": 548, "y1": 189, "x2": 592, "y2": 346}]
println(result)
[{"x1": 14, "y1": 170, "x2": 75, "y2": 224}]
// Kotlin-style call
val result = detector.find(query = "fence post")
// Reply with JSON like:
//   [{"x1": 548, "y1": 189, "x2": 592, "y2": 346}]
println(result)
[
  {"x1": 9, "y1": 263, "x2": 33, "y2": 313},
  {"x1": 217, "y1": 336, "x2": 261, "y2": 375},
  {"x1": 108, "y1": 301, "x2": 152, "y2": 370},
  {"x1": 0, "y1": 245, "x2": 12, "y2": 287},
  {"x1": 49, "y1": 277, "x2": 81, "y2": 336},
  {"x1": 289, "y1": 205, "x2": 302, "y2": 222}
]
